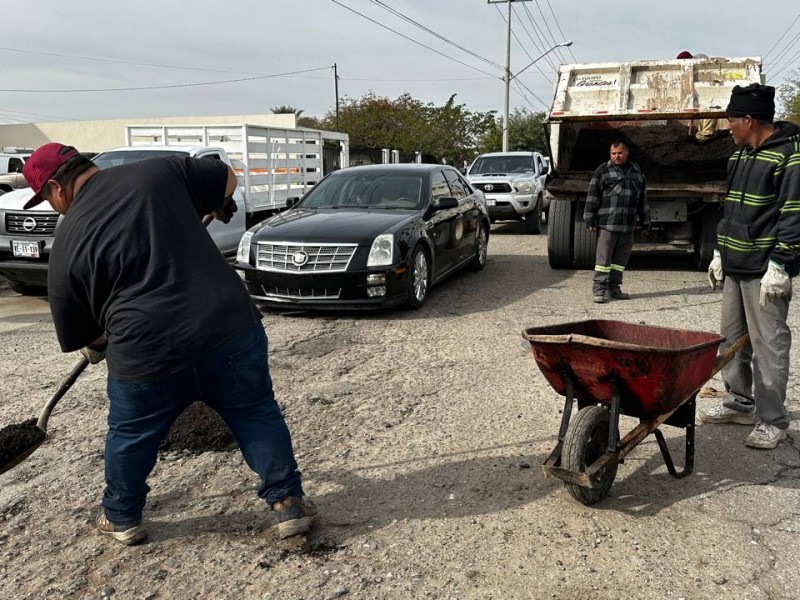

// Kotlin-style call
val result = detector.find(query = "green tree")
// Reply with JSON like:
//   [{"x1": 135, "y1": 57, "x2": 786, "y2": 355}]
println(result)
[
  {"x1": 479, "y1": 108, "x2": 548, "y2": 154},
  {"x1": 778, "y1": 73, "x2": 800, "y2": 123},
  {"x1": 319, "y1": 92, "x2": 495, "y2": 161},
  {"x1": 270, "y1": 105, "x2": 304, "y2": 116}
]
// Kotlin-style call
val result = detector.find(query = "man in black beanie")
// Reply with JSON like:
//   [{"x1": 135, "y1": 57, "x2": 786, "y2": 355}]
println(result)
[{"x1": 701, "y1": 83, "x2": 800, "y2": 449}]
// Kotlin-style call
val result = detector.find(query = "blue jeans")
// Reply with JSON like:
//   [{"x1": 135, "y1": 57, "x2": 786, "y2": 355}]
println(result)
[{"x1": 103, "y1": 324, "x2": 303, "y2": 526}]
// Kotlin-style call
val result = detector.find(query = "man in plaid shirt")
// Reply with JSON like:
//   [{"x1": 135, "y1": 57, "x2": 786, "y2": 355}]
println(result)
[{"x1": 584, "y1": 140, "x2": 650, "y2": 303}]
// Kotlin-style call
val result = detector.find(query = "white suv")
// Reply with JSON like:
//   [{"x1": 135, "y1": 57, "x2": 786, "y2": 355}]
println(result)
[{"x1": 466, "y1": 151, "x2": 548, "y2": 234}]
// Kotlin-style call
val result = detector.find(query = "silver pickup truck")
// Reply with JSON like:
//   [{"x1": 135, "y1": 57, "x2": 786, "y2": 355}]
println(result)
[
  {"x1": 466, "y1": 151, "x2": 548, "y2": 234},
  {"x1": 0, "y1": 146, "x2": 245, "y2": 295}
]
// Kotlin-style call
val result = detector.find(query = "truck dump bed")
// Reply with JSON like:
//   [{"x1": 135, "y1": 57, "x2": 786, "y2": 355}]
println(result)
[{"x1": 547, "y1": 57, "x2": 762, "y2": 196}]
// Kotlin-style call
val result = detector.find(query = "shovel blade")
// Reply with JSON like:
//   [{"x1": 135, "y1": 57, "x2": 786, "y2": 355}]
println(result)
[{"x1": 0, "y1": 419, "x2": 47, "y2": 475}]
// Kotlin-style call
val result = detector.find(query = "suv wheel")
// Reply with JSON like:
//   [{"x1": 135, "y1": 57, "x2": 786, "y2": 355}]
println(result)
[
  {"x1": 523, "y1": 194, "x2": 542, "y2": 234},
  {"x1": 7, "y1": 280, "x2": 47, "y2": 296}
]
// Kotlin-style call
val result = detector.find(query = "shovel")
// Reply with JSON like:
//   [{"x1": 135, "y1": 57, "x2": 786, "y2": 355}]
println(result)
[{"x1": 0, "y1": 356, "x2": 89, "y2": 475}]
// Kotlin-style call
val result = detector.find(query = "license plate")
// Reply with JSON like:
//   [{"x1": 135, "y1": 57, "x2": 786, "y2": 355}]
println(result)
[
  {"x1": 486, "y1": 199, "x2": 496, "y2": 207},
  {"x1": 12, "y1": 240, "x2": 40, "y2": 258}
]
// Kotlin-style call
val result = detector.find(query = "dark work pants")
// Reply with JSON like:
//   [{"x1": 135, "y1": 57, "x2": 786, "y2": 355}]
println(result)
[
  {"x1": 593, "y1": 228, "x2": 634, "y2": 296},
  {"x1": 103, "y1": 324, "x2": 303, "y2": 526}
]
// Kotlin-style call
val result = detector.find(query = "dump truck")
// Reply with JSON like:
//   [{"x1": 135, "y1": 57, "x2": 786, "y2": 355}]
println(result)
[
  {"x1": 544, "y1": 56, "x2": 764, "y2": 270},
  {"x1": 124, "y1": 124, "x2": 350, "y2": 226}
]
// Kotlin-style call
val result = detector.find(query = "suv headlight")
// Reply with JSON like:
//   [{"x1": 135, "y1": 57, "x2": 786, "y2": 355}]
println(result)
[
  {"x1": 367, "y1": 234, "x2": 394, "y2": 267},
  {"x1": 515, "y1": 181, "x2": 533, "y2": 193},
  {"x1": 237, "y1": 231, "x2": 254, "y2": 264}
]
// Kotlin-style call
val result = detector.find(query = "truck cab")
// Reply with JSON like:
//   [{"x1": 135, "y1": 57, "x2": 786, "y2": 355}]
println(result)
[{"x1": 466, "y1": 151, "x2": 548, "y2": 234}]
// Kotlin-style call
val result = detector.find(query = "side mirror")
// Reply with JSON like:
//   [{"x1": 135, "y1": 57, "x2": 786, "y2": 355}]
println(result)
[
  {"x1": 434, "y1": 196, "x2": 459, "y2": 211},
  {"x1": 286, "y1": 197, "x2": 300, "y2": 208}
]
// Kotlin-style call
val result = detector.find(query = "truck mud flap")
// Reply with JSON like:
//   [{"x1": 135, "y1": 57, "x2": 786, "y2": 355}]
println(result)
[{"x1": 693, "y1": 205, "x2": 722, "y2": 271}]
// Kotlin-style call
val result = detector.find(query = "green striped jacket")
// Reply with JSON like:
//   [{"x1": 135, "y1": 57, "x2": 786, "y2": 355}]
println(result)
[{"x1": 717, "y1": 121, "x2": 800, "y2": 277}]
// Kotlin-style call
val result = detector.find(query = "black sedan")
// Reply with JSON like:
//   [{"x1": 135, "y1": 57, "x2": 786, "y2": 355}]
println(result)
[{"x1": 234, "y1": 164, "x2": 490, "y2": 309}]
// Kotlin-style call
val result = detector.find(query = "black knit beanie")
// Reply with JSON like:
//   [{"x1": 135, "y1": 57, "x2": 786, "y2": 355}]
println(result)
[{"x1": 725, "y1": 83, "x2": 775, "y2": 120}]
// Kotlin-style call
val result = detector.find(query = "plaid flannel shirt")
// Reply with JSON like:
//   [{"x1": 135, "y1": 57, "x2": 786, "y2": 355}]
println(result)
[{"x1": 584, "y1": 160, "x2": 650, "y2": 233}]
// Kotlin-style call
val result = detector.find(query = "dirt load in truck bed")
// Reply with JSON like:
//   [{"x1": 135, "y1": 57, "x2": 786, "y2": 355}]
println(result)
[{"x1": 568, "y1": 123, "x2": 735, "y2": 185}]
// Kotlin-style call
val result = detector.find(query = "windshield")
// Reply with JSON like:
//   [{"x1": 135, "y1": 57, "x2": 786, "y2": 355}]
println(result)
[
  {"x1": 470, "y1": 155, "x2": 534, "y2": 175},
  {"x1": 300, "y1": 172, "x2": 424, "y2": 210},
  {"x1": 93, "y1": 149, "x2": 189, "y2": 170}
]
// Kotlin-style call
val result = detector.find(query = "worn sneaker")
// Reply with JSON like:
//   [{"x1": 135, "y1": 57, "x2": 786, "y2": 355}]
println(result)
[
  {"x1": 609, "y1": 290, "x2": 630, "y2": 300},
  {"x1": 272, "y1": 496, "x2": 319, "y2": 539},
  {"x1": 593, "y1": 295, "x2": 607, "y2": 304},
  {"x1": 745, "y1": 421, "x2": 787, "y2": 449},
  {"x1": 96, "y1": 513, "x2": 148, "y2": 546},
  {"x1": 699, "y1": 403, "x2": 757, "y2": 425}
]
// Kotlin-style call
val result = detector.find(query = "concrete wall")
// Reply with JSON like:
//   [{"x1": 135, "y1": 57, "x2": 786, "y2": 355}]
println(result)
[{"x1": 0, "y1": 113, "x2": 297, "y2": 153}]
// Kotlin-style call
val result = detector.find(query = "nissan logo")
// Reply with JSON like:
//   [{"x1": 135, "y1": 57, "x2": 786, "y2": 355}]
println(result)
[
  {"x1": 292, "y1": 251, "x2": 309, "y2": 266},
  {"x1": 483, "y1": 184, "x2": 494, "y2": 191},
  {"x1": 22, "y1": 217, "x2": 37, "y2": 232}
]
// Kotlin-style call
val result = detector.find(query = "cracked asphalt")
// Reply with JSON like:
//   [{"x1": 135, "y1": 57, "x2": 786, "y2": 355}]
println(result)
[{"x1": 0, "y1": 222, "x2": 798, "y2": 599}]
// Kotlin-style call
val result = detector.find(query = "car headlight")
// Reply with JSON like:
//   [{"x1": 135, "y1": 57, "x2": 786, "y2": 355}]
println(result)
[
  {"x1": 237, "y1": 231, "x2": 254, "y2": 264},
  {"x1": 367, "y1": 233, "x2": 394, "y2": 267},
  {"x1": 515, "y1": 181, "x2": 533, "y2": 193}
]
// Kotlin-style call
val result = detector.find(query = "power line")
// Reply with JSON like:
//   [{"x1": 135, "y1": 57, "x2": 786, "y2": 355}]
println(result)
[
  {"x1": 0, "y1": 106, "x2": 77, "y2": 122},
  {"x1": 0, "y1": 46, "x2": 270, "y2": 77},
  {"x1": 0, "y1": 67, "x2": 332, "y2": 93},
  {"x1": 330, "y1": 0, "x2": 500, "y2": 79},
  {"x1": 763, "y1": 11, "x2": 800, "y2": 61},
  {"x1": 519, "y1": 3, "x2": 559, "y2": 72},
  {"x1": 545, "y1": 0, "x2": 577, "y2": 62},
  {"x1": 367, "y1": 0, "x2": 503, "y2": 71},
  {"x1": 768, "y1": 29, "x2": 800, "y2": 75},
  {"x1": 533, "y1": 0, "x2": 568, "y2": 64},
  {"x1": 511, "y1": 4, "x2": 558, "y2": 76}
]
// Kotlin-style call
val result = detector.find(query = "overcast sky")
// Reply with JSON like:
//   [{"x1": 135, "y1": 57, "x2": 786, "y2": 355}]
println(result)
[{"x1": 2, "y1": 0, "x2": 797, "y2": 125}]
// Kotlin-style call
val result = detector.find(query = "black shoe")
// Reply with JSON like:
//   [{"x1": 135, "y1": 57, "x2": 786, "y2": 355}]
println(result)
[
  {"x1": 271, "y1": 496, "x2": 319, "y2": 539},
  {"x1": 609, "y1": 290, "x2": 630, "y2": 300},
  {"x1": 593, "y1": 294, "x2": 608, "y2": 304}
]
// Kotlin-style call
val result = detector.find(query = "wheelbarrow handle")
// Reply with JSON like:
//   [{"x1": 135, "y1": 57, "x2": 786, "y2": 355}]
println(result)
[
  {"x1": 36, "y1": 356, "x2": 91, "y2": 431},
  {"x1": 711, "y1": 334, "x2": 750, "y2": 378}
]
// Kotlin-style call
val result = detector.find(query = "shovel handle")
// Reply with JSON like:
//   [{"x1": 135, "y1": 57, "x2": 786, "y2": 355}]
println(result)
[
  {"x1": 36, "y1": 356, "x2": 90, "y2": 431},
  {"x1": 711, "y1": 334, "x2": 750, "y2": 378}
]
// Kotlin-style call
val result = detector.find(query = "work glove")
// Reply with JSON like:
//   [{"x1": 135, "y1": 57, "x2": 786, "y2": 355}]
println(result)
[
  {"x1": 708, "y1": 250, "x2": 724, "y2": 291},
  {"x1": 212, "y1": 195, "x2": 238, "y2": 224},
  {"x1": 759, "y1": 260, "x2": 792, "y2": 307},
  {"x1": 80, "y1": 344, "x2": 106, "y2": 364}
]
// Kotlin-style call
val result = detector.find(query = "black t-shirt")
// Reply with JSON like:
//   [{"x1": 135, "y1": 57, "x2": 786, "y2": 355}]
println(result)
[{"x1": 48, "y1": 156, "x2": 260, "y2": 378}]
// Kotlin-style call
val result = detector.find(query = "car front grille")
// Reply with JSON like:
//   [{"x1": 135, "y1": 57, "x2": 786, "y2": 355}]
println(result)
[
  {"x1": 475, "y1": 182, "x2": 512, "y2": 193},
  {"x1": 257, "y1": 286, "x2": 341, "y2": 300},
  {"x1": 256, "y1": 242, "x2": 357, "y2": 273},
  {"x1": 5, "y1": 211, "x2": 59, "y2": 235}
]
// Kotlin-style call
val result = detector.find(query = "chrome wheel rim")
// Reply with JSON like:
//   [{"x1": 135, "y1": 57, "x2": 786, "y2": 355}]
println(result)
[
  {"x1": 477, "y1": 227, "x2": 488, "y2": 265},
  {"x1": 413, "y1": 251, "x2": 428, "y2": 302}
]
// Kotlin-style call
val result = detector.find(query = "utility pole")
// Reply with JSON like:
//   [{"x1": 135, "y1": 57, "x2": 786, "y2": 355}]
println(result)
[
  {"x1": 488, "y1": 0, "x2": 531, "y2": 152},
  {"x1": 333, "y1": 63, "x2": 340, "y2": 130}
]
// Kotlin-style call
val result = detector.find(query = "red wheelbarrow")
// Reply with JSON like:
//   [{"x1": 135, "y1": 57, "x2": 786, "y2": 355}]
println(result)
[{"x1": 522, "y1": 320, "x2": 748, "y2": 505}]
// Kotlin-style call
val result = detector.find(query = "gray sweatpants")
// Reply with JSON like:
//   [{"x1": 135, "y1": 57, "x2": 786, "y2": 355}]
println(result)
[
  {"x1": 720, "y1": 275, "x2": 791, "y2": 429},
  {"x1": 593, "y1": 229, "x2": 634, "y2": 296}
]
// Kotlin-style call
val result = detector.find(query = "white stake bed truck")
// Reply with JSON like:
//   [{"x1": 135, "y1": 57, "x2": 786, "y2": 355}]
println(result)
[
  {"x1": 544, "y1": 56, "x2": 763, "y2": 270},
  {"x1": 125, "y1": 124, "x2": 349, "y2": 226}
]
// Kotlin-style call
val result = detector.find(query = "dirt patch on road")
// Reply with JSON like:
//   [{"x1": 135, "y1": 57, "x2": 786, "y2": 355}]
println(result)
[{"x1": 159, "y1": 403, "x2": 237, "y2": 454}]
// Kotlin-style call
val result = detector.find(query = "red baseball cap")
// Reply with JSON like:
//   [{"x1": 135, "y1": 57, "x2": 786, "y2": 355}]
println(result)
[{"x1": 22, "y1": 142, "x2": 80, "y2": 209}]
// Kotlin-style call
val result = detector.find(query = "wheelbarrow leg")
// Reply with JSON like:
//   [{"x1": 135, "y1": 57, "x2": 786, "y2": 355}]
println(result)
[
  {"x1": 654, "y1": 396, "x2": 696, "y2": 479},
  {"x1": 542, "y1": 373, "x2": 576, "y2": 476}
]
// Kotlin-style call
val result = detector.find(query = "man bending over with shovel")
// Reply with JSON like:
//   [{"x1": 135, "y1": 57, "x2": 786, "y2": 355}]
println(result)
[{"x1": 22, "y1": 143, "x2": 317, "y2": 545}]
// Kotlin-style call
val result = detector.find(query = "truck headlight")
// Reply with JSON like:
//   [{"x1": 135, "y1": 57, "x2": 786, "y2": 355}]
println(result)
[
  {"x1": 515, "y1": 181, "x2": 532, "y2": 193},
  {"x1": 237, "y1": 231, "x2": 254, "y2": 264},
  {"x1": 367, "y1": 234, "x2": 394, "y2": 267}
]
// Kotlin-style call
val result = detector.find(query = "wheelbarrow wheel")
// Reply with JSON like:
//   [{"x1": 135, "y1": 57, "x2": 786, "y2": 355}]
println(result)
[{"x1": 562, "y1": 405, "x2": 618, "y2": 505}]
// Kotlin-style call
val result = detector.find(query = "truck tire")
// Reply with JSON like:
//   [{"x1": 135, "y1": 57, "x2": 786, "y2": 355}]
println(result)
[
  {"x1": 522, "y1": 194, "x2": 542, "y2": 234},
  {"x1": 6, "y1": 280, "x2": 47, "y2": 296},
  {"x1": 694, "y1": 205, "x2": 722, "y2": 271},
  {"x1": 573, "y1": 201, "x2": 597, "y2": 270},
  {"x1": 547, "y1": 200, "x2": 574, "y2": 269}
]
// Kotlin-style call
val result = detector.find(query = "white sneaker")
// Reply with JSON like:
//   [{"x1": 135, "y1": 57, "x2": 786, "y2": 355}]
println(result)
[
  {"x1": 745, "y1": 421, "x2": 787, "y2": 449},
  {"x1": 699, "y1": 403, "x2": 757, "y2": 425}
]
